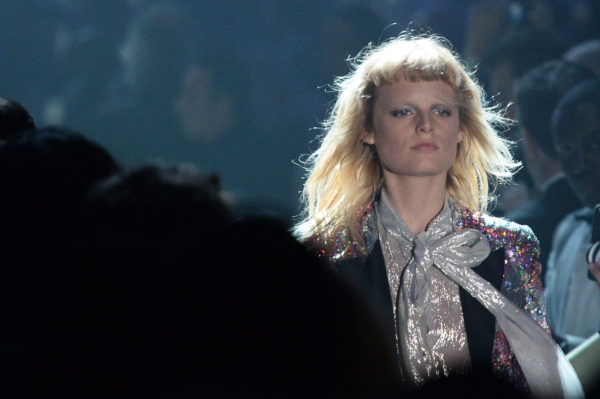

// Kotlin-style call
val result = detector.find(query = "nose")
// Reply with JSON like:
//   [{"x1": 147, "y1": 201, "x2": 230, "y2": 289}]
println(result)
[{"x1": 416, "y1": 112, "x2": 433, "y2": 133}]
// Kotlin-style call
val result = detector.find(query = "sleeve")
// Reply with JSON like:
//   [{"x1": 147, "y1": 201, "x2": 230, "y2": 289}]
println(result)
[{"x1": 491, "y1": 225, "x2": 549, "y2": 391}]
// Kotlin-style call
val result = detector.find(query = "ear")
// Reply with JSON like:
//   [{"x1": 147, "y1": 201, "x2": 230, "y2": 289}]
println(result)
[
  {"x1": 362, "y1": 129, "x2": 375, "y2": 145},
  {"x1": 457, "y1": 128, "x2": 465, "y2": 143}
]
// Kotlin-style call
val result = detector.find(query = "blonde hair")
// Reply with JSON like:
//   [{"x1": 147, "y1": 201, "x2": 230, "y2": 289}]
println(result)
[{"x1": 294, "y1": 32, "x2": 519, "y2": 246}]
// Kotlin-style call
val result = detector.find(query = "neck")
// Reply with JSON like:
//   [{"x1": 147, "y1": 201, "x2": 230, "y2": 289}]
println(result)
[{"x1": 383, "y1": 174, "x2": 447, "y2": 235}]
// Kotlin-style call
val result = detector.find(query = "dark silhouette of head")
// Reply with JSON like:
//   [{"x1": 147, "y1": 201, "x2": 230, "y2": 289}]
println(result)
[
  {"x1": 77, "y1": 163, "x2": 229, "y2": 255},
  {"x1": 0, "y1": 126, "x2": 119, "y2": 255},
  {"x1": 0, "y1": 97, "x2": 35, "y2": 142}
]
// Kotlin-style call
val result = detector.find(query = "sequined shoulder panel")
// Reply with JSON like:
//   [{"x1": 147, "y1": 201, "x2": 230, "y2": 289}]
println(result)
[
  {"x1": 456, "y1": 207, "x2": 540, "y2": 258},
  {"x1": 307, "y1": 203, "x2": 378, "y2": 264}
]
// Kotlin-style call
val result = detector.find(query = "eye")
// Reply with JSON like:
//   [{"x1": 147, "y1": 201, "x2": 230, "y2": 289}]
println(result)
[
  {"x1": 390, "y1": 108, "x2": 413, "y2": 117},
  {"x1": 433, "y1": 107, "x2": 452, "y2": 117}
]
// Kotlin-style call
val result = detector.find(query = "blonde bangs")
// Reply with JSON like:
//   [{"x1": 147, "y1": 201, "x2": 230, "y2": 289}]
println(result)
[{"x1": 365, "y1": 37, "x2": 464, "y2": 91}]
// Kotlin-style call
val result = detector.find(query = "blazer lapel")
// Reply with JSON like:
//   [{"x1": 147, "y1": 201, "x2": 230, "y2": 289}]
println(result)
[
  {"x1": 459, "y1": 247, "x2": 504, "y2": 371},
  {"x1": 336, "y1": 240, "x2": 399, "y2": 369}
]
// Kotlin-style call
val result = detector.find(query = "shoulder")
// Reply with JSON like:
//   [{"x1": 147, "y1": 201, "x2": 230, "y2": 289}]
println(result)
[
  {"x1": 306, "y1": 203, "x2": 378, "y2": 265},
  {"x1": 457, "y1": 207, "x2": 540, "y2": 259},
  {"x1": 305, "y1": 230, "x2": 363, "y2": 265}
]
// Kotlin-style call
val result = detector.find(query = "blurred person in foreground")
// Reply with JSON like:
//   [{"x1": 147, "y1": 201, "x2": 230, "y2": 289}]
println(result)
[
  {"x1": 20, "y1": 163, "x2": 399, "y2": 398},
  {"x1": 0, "y1": 126, "x2": 119, "y2": 397},
  {"x1": 0, "y1": 97, "x2": 35, "y2": 143}
]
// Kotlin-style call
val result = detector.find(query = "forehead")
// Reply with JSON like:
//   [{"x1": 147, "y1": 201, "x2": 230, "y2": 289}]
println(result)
[{"x1": 375, "y1": 77, "x2": 457, "y2": 102}]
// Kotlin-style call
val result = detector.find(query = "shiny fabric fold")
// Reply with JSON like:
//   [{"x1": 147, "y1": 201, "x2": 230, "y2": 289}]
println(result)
[{"x1": 377, "y1": 191, "x2": 476, "y2": 386}]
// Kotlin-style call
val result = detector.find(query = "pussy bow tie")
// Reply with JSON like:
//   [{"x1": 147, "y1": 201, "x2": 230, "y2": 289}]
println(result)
[{"x1": 404, "y1": 228, "x2": 490, "y2": 303}]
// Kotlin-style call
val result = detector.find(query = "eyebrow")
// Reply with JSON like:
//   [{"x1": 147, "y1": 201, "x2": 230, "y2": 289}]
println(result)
[{"x1": 385, "y1": 101, "x2": 458, "y2": 109}]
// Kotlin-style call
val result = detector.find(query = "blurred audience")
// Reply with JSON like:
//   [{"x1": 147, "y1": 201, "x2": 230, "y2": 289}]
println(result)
[
  {"x1": 506, "y1": 60, "x2": 593, "y2": 276},
  {"x1": 587, "y1": 203, "x2": 600, "y2": 289},
  {"x1": 545, "y1": 77, "x2": 600, "y2": 353},
  {"x1": 564, "y1": 38, "x2": 600, "y2": 76},
  {"x1": 86, "y1": 3, "x2": 291, "y2": 218},
  {"x1": 171, "y1": 52, "x2": 277, "y2": 216},
  {"x1": 315, "y1": 4, "x2": 387, "y2": 81},
  {"x1": 462, "y1": 0, "x2": 516, "y2": 65},
  {"x1": 42, "y1": 28, "x2": 121, "y2": 131},
  {"x1": 3, "y1": 0, "x2": 600, "y2": 219},
  {"x1": 478, "y1": 27, "x2": 570, "y2": 120},
  {"x1": 477, "y1": 27, "x2": 571, "y2": 215},
  {"x1": 89, "y1": 2, "x2": 193, "y2": 166}
]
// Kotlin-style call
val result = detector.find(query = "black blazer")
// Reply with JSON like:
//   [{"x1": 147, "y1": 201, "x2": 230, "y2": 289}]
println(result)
[{"x1": 337, "y1": 240, "x2": 505, "y2": 372}]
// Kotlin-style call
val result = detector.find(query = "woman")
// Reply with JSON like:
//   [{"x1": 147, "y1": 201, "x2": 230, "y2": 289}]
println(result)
[{"x1": 295, "y1": 32, "x2": 582, "y2": 398}]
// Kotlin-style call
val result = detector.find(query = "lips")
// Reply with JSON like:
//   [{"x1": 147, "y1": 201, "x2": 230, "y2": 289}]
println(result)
[{"x1": 411, "y1": 142, "x2": 438, "y2": 151}]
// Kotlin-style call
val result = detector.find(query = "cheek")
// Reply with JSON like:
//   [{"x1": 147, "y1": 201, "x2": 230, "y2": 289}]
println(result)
[
  {"x1": 444, "y1": 130, "x2": 462, "y2": 154},
  {"x1": 374, "y1": 141, "x2": 398, "y2": 164},
  {"x1": 446, "y1": 144, "x2": 460, "y2": 166},
  {"x1": 373, "y1": 132, "x2": 407, "y2": 166},
  {"x1": 445, "y1": 134, "x2": 462, "y2": 166},
  {"x1": 375, "y1": 131, "x2": 409, "y2": 158}
]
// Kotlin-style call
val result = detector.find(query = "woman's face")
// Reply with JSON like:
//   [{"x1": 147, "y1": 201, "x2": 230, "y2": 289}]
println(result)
[{"x1": 363, "y1": 77, "x2": 463, "y2": 182}]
